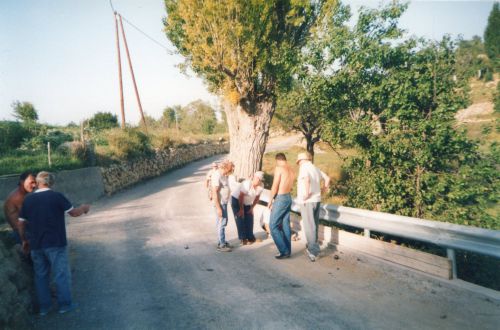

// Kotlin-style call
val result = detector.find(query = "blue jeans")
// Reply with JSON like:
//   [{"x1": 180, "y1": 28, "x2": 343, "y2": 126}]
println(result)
[
  {"x1": 231, "y1": 197, "x2": 244, "y2": 240},
  {"x1": 270, "y1": 193, "x2": 292, "y2": 255},
  {"x1": 214, "y1": 203, "x2": 228, "y2": 247},
  {"x1": 231, "y1": 197, "x2": 255, "y2": 241},
  {"x1": 31, "y1": 247, "x2": 72, "y2": 311}
]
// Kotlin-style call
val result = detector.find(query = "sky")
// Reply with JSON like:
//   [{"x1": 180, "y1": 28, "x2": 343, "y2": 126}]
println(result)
[{"x1": 0, "y1": 0, "x2": 497, "y2": 125}]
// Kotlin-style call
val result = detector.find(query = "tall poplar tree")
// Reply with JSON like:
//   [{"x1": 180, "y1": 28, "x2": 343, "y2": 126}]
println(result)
[{"x1": 164, "y1": 0, "x2": 325, "y2": 177}]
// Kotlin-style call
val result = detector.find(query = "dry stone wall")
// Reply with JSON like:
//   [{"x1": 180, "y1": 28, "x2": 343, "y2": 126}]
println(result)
[
  {"x1": 0, "y1": 234, "x2": 32, "y2": 329},
  {"x1": 101, "y1": 142, "x2": 228, "y2": 194}
]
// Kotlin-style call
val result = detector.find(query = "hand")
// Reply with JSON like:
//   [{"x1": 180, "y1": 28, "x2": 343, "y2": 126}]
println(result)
[
  {"x1": 268, "y1": 200, "x2": 273, "y2": 210},
  {"x1": 82, "y1": 204, "x2": 91, "y2": 214},
  {"x1": 22, "y1": 240, "x2": 30, "y2": 255},
  {"x1": 216, "y1": 207, "x2": 223, "y2": 218},
  {"x1": 247, "y1": 208, "x2": 254, "y2": 215},
  {"x1": 237, "y1": 209, "x2": 244, "y2": 218},
  {"x1": 321, "y1": 185, "x2": 330, "y2": 194}
]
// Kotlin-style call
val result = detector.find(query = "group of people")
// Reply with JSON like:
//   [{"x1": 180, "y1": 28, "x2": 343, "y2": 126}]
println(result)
[
  {"x1": 3, "y1": 171, "x2": 90, "y2": 316},
  {"x1": 206, "y1": 151, "x2": 330, "y2": 262}
]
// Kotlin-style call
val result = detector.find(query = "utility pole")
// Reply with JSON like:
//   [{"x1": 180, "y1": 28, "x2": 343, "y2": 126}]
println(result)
[
  {"x1": 118, "y1": 13, "x2": 148, "y2": 132},
  {"x1": 114, "y1": 11, "x2": 125, "y2": 129}
]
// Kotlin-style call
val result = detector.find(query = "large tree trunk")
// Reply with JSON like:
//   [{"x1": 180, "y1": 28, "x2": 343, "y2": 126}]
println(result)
[{"x1": 224, "y1": 100, "x2": 274, "y2": 179}]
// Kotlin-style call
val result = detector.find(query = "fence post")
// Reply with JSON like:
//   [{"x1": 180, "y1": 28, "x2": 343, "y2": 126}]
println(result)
[
  {"x1": 47, "y1": 142, "x2": 52, "y2": 167},
  {"x1": 364, "y1": 229, "x2": 370, "y2": 238},
  {"x1": 447, "y1": 248, "x2": 457, "y2": 279}
]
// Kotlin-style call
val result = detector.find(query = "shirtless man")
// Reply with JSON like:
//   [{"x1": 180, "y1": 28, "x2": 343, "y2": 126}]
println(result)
[
  {"x1": 3, "y1": 171, "x2": 36, "y2": 250},
  {"x1": 268, "y1": 153, "x2": 295, "y2": 259}
]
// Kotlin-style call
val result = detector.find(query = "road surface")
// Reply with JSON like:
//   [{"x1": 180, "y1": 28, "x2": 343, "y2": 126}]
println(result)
[{"x1": 34, "y1": 157, "x2": 499, "y2": 329}]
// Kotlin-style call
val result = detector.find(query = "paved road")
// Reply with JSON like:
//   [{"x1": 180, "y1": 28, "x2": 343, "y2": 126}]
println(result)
[{"x1": 35, "y1": 157, "x2": 499, "y2": 330}]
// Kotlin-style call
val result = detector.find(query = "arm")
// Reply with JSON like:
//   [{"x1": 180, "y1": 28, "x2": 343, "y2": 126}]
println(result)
[
  {"x1": 238, "y1": 192, "x2": 245, "y2": 217},
  {"x1": 320, "y1": 170, "x2": 331, "y2": 193},
  {"x1": 250, "y1": 194, "x2": 261, "y2": 214},
  {"x1": 303, "y1": 175, "x2": 311, "y2": 200},
  {"x1": 212, "y1": 185, "x2": 222, "y2": 217},
  {"x1": 268, "y1": 168, "x2": 281, "y2": 209},
  {"x1": 68, "y1": 204, "x2": 90, "y2": 217},
  {"x1": 4, "y1": 203, "x2": 20, "y2": 232},
  {"x1": 17, "y1": 220, "x2": 30, "y2": 254}
]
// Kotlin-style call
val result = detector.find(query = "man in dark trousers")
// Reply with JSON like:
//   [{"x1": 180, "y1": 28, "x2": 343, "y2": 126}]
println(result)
[{"x1": 18, "y1": 171, "x2": 90, "y2": 316}]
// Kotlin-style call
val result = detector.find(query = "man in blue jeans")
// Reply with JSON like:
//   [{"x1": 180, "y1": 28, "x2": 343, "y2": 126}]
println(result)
[
  {"x1": 18, "y1": 171, "x2": 90, "y2": 316},
  {"x1": 268, "y1": 153, "x2": 295, "y2": 259},
  {"x1": 212, "y1": 160, "x2": 233, "y2": 252}
]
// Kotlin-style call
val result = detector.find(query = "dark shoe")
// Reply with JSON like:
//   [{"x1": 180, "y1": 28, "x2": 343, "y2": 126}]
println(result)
[
  {"x1": 217, "y1": 246, "x2": 232, "y2": 252},
  {"x1": 224, "y1": 242, "x2": 232, "y2": 248},
  {"x1": 240, "y1": 239, "x2": 248, "y2": 246},
  {"x1": 274, "y1": 254, "x2": 290, "y2": 260}
]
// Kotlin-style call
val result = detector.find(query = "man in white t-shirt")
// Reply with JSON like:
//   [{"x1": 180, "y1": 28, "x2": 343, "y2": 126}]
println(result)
[
  {"x1": 296, "y1": 152, "x2": 330, "y2": 262},
  {"x1": 237, "y1": 171, "x2": 264, "y2": 245},
  {"x1": 212, "y1": 160, "x2": 233, "y2": 252}
]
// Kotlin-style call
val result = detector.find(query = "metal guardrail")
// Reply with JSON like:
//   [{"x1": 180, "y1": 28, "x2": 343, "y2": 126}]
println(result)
[{"x1": 259, "y1": 190, "x2": 500, "y2": 278}]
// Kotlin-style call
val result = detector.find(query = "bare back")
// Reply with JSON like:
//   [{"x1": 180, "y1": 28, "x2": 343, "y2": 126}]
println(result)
[{"x1": 272, "y1": 162, "x2": 295, "y2": 195}]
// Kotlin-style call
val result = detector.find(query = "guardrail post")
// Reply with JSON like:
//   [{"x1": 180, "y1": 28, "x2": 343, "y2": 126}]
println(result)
[
  {"x1": 447, "y1": 248, "x2": 457, "y2": 279},
  {"x1": 364, "y1": 229, "x2": 370, "y2": 238}
]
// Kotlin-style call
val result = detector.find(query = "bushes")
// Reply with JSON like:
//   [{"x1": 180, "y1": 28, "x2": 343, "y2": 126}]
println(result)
[
  {"x1": 20, "y1": 129, "x2": 74, "y2": 151},
  {"x1": 0, "y1": 121, "x2": 31, "y2": 153},
  {"x1": 107, "y1": 128, "x2": 152, "y2": 160}
]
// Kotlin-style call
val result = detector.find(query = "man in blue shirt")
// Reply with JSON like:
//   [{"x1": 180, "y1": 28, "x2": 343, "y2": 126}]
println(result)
[{"x1": 18, "y1": 171, "x2": 90, "y2": 316}]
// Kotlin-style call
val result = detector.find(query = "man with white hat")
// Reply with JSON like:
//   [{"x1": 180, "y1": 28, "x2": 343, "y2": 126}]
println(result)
[{"x1": 296, "y1": 152, "x2": 330, "y2": 262}]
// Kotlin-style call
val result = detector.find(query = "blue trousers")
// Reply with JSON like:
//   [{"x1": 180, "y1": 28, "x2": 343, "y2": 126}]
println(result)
[
  {"x1": 214, "y1": 203, "x2": 228, "y2": 247},
  {"x1": 231, "y1": 197, "x2": 255, "y2": 241},
  {"x1": 31, "y1": 246, "x2": 72, "y2": 312},
  {"x1": 270, "y1": 193, "x2": 292, "y2": 256}
]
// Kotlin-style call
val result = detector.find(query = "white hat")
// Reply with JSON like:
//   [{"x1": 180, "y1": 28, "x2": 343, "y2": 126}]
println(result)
[
  {"x1": 296, "y1": 152, "x2": 311, "y2": 164},
  {"x1": 254, "y1": 171, "x2": 264, "y2": 180}
]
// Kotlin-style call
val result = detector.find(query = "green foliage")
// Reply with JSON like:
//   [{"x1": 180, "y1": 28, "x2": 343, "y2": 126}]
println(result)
[
  {"x1": 88, "y1": 112, "x2": 119, "y2": 130},
  {"x1": 164, "y1": 0, "x2": 324, "y2": 105},
  {"x1": 325, "y1": 31, "x2": 498, "y2": 228},
  {"x1": 484, "y1": 2, "x2": 500, "y2": 69},
  {"x1": 178, "y1": 100, "x2": 218, "y2": 134},
  {"x1": 454, "y1": 36, "x2": 493, "y2": 81},
  {"x1": 161, "y1": 106, "x2": 179, "y2": 129},
  {"x1": 0, "y1": 121, "x2": 31, "y2": 153},
  {"x1": 11, "y1": 100, "x2": 38, "y2": 123},
  {"x1": 20, "y1": 130, "x2": 74, "y2": 151},
  {"x1": 106, "y1": 128, "x2": 152, "y2": 160},
  {"x1": 0, "y1": 150, "x2": 84, "y2": 176}
]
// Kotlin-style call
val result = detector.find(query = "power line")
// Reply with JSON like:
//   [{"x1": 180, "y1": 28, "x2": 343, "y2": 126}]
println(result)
[
  {"x1": 120, "y1": 15, "x2": 175, "y2": 55},
  {"x1": 109, "y1": 0, "x2": 175, "y2": 55}
]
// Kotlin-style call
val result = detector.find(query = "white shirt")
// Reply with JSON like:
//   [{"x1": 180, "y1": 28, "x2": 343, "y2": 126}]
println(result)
[
  {"x1": 297, "y1": 161, "x2": 328, "y2": 203},
  {"x1": 228, "y1": 175, "x2": 241, "y2": 199},
  {"x1": 239, "y1": 180, "x2": 264, "y2": 206},
  {"x1": 211, "y1": 170, "x2": 230, "y2": 204}
]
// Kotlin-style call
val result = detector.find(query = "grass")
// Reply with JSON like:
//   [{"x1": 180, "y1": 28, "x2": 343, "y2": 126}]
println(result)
[{"x1": 0, "y1": 150, "x2": 84, "y2": 176}]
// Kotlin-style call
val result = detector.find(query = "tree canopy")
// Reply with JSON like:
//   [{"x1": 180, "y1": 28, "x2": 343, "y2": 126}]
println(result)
[
  {"x1": 484, "y1": 2, "x2": 500, "y2": 68},
  {"x1": 11, "y1": 101, "x2": 38, "y2": 123}
]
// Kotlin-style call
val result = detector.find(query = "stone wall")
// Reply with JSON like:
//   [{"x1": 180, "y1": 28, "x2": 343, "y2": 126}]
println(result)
[
  {"x1": 101, "y1": 142, "x2": 229, "y2": 194},
  {"x1": 0, "y1": 232, "x2": 32, "y2": 329}
]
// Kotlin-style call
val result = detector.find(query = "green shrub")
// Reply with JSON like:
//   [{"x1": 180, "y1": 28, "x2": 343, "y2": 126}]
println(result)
[
  {"x1": 20, "y1": 130, "x2": 74, "y2": 151},
  {"x1": 0, "y1": 121, "x2": 31, "y2": 153},
  {"x1": 88, "y1": 112, "x2": 119, "y2": 130},
  {"x1": 495, "y1": 82, "x2": 500, "y2": 113},
  {"x1": 106, "y1": 128, "x2": 152, "y2": 160}
]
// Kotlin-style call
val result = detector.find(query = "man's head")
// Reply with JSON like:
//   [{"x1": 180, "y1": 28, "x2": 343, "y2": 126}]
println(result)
[
  {"x1": 36, "y1": 171, "x2": 55, "y2": 188},
  {"x1": 219, "y1": 160, "x2": 233, "y2": 175},
  {"x1": 252, "y1": 171, "x2": 264, "y2": 186},
  {"x1": 296, "y1": 152, "x2": 312, "y2": 165},
  {"x1": 211, "y1": 162, "x2": 218, "y2": 170},
  {"x1": 19, "y1": 171, "x2": 36, "y2": 193},
  {"x1": 275, "y1": 153, "x2": 287, "y2": 162}
]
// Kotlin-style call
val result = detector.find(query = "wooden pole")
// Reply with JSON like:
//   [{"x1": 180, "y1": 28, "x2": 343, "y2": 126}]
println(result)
[
  {"x1": 118, "y1": 14, "x2": 148, "y2": 132},
  {"x1": 114, "y1": 12, "x2": 126, "y2": 129},
  {"x1": 47, "y1": 142, "x2": 52, "y2": 167}
]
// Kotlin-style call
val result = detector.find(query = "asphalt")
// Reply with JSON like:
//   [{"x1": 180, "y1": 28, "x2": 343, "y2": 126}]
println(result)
[{"x1": 34, "y1": 156, "x2": 500, "y2": 330}]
